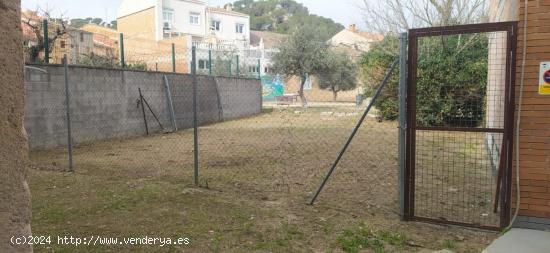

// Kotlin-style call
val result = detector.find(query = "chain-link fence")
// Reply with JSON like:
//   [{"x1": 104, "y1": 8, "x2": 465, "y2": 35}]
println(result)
[
  {"x1": 26, "y1": 45, "x2": 403, "y2": 226},
  {"x1": 34, "y1": 31, "x2": 518, "y2": 251}
]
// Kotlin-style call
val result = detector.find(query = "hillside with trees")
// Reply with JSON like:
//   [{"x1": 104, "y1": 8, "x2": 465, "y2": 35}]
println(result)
[
  {"x1": 70, "y1": 18, "x2": 117, "y2": 29},
  {"x1": 231, "y1": 0, "x2": 344, "y2": 40}
]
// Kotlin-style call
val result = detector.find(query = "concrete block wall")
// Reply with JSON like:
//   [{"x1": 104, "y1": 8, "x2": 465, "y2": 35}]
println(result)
[
  {"x1": 215, "y1": 77, "x2": 263, "y2": 120},
  {"x1": 24, "y1": 64, "x2": 261, "y2": 149}
]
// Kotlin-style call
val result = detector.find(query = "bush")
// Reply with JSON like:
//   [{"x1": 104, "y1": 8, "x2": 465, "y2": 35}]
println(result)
[{"x1": 360, "y1": 34, "x2": 489, "y2": 127}]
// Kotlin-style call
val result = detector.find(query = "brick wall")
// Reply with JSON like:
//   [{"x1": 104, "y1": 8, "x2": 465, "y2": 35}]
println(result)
[
  {"x1": 491, "y1": 0, "x2": 550, "y2": 226},
  {"x1": 515, "y1": 0, "x2": 550, "y2": 220}
]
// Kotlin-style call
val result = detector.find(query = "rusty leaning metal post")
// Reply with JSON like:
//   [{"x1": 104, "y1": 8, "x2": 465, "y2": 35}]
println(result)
[
  {"x1": 398, "y1": 32, "x2": 408, "y2": 220},
  {"x1": 63, "y1": 55, "x2": 74, "y2": 172},
  {"x1": 192, "y1": 46, "x2": 199, "y2": 186},
  {"x1": 308, "y1": 58, "x2": 400, "y2": 205},
  {"x1": 138, "y1": 88, "x2": 149, "y2": 135}
]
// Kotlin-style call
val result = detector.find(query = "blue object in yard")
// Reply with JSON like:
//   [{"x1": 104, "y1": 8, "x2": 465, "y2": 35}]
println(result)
[{"x1": 356, "y1": 94, "x2": 364, "y2": 106}]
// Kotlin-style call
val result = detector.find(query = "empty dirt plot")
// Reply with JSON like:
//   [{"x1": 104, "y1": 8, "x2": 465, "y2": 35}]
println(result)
[{"x1": 29, "y1": 107, "x2": 496, "y2": 252}]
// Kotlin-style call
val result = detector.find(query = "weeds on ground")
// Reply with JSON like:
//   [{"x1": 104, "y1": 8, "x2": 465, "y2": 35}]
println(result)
[
  {"x1": 337, "y1": 223, "x2": 407, "y2": 253},
  {"x1": 439, "y1": 239, "x2": 457, "y2": 250}
]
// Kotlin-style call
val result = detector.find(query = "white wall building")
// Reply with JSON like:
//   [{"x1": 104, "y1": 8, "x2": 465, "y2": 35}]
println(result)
[{"x1": 117, "y1": 0, "x2": 250, "y2": 45}]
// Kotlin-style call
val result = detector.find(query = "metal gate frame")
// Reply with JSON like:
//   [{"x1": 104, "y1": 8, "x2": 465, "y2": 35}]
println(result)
[{"x1": 404, "y1": 22, "x2": 518, "y2": 230}]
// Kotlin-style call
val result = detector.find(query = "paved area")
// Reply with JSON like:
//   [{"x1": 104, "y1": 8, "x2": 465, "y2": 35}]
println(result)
[{"x1": 482, "y1": 229, "x2": 550, "y2": 253}]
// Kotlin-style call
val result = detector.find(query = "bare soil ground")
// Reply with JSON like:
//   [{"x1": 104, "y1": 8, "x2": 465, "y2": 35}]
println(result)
[
  {"x1": 29, "y1": 107, "x2": 497, "y2": 252},
  {"x1": 414, "y1": 131, "x2": 500, "y2": 228}
]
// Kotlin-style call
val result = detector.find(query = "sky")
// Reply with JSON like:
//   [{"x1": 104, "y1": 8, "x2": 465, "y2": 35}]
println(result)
[{"x1": 21, "y1": 0, "x2": 365, "y2": 28}]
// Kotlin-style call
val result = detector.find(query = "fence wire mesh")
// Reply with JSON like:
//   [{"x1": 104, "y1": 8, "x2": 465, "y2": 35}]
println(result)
[{"x1": 25, "y1": 51, "x2": 402, "y2": 230}]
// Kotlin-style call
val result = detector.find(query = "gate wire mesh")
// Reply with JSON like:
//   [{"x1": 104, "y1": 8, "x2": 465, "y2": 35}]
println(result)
[{"x1": 411, "y1": 30, "x2": 510, "y2": 228}]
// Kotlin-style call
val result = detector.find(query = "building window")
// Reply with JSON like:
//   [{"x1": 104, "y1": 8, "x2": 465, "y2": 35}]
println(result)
[
  {"x1": 60, "y1": 40, "x2": 66, "y2": 49},
  {"x1": 235, "y1": 23, "x2": 244, "y2": 34},
  {"x1": 189, "y1": 12, "x2": 200, "y2": 25},
  {"x1": 198, "y1": 59, "x2": 209, "y2": 70},
  {"x1": 211, "y1": 20, "x2": 221, "y2": 31},
  {"x1": 163, "y1": 10, "x2": 174, "y2": 30}
]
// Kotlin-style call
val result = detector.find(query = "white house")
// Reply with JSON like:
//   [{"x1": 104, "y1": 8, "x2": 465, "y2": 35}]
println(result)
[{"x1": 117, "y1": 0, "x2": 250, "y2": 45}]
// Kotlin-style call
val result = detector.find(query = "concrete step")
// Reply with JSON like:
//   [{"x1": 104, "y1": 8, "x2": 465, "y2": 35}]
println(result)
[{"x1": 482, "y1": 229, "x2": 550, "y2": 253}]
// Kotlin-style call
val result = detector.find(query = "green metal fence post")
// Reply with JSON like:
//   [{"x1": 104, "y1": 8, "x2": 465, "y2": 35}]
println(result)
[
  {"x1": 172, "y1": 43, "x2": 176, "y2": 72},
  {"x1": 119, "y1": 33, "x2": 125, "y2": 68},
  {"x1": 236, "y1": 55, "x2": 240, "y2": 77},
  {"x1": 229, "y1": 57, "x2": 232, "y2": 77},
  {"x1": 43, "y1": 19, "x2": 49, "y2": 63},
  {"x1": 191, "y1": 46, "x2": 199, "y2": 186},
  {"x1": 208, "y1": 49, "x2": 212, "y2": 75}
]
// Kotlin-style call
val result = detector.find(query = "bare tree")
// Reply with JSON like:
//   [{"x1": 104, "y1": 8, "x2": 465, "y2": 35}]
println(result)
[
  {"x1": 359, "y1": 0, "x2": 488, "y2": 34},
  {"x1": 22, "y1": 6, "x2": 68, "y2": 63}
]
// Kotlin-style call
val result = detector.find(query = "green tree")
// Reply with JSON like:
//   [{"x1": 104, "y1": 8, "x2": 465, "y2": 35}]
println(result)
[
  {"x1": 272, "y1": 28, "x2": 330, "y2": 106},
  {"x1": 232, "y1": 0, "x2": 343, "y2": 40},
  {"x1": 318, "y1": 52, "x2": 358, "y2": 101}
]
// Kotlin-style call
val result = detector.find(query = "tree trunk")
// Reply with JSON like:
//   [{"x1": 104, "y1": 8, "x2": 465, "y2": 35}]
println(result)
[
  {"x1": 298, "y1": 74, "x2": 308, "y2": 107},
  {"x1": 0, "y1": 0, "x2": 33, "y2": 252},
  {"x1": 332, "y1": 90, "x2": 338, "y2": 102}
]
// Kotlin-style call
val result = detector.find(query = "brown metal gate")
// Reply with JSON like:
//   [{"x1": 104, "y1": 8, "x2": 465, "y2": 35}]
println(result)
[{"x1": 404, "y1": 22, "x2": 517, "y2": 230}]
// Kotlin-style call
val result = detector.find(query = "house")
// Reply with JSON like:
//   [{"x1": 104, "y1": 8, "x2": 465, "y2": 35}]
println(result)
[
  {"x1": 328, "y1": 24, "x2": 384, "y2": 59},
  {"x1": 250, "y1": 31, "x2": 286, "y2": 76},
  {"x1": 50, "y1": 28, "x2": 94, "y2": 65},
  {"x1": 488, "y1": 0, "x2": 550, "y2": 230},
  {"x1": 116, "y1": 0, "x2": 250, "y2": 72},
  {"x1": 80, "y1": 24, "x2": 119, "y2": 60},
  {"x1": 21, "y1": 10, "x2": 94, "y2": 64},
  {"x1": 117, "y1": 0, "x2": 249, "y2": 46}
]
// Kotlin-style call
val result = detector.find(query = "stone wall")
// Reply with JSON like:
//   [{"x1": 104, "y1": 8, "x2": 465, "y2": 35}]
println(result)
[{"x1": 0, "y1": 0, "x2": 33, "y2": 252}]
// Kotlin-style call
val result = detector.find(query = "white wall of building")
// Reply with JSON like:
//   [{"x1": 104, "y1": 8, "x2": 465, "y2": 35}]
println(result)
[
  {"x1": 118, "y1": 0, "x2": 250, "y2": 43},
  {"x1": 207, "y1": 11, "x2": 250, "y2": 43},
  {"x1": 162, "y1": 0, "x2": 207, "y2": 39}
]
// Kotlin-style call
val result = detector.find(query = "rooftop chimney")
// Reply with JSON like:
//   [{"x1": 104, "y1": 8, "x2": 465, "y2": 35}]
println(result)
[
  {"x1": 224, "y1": 3, "x2": 233, "y2": 11},
  {"x1": 348, "y1": 24, "x2": 357, "y2": 33}
]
